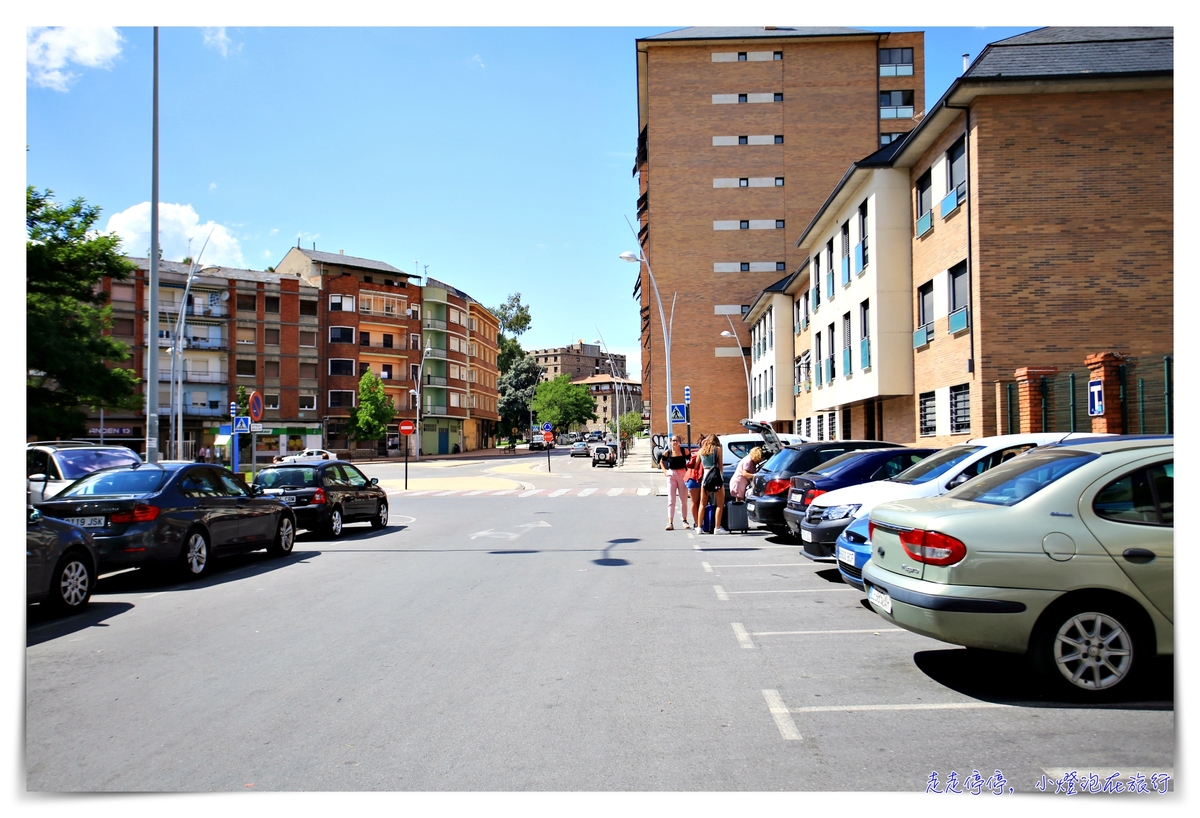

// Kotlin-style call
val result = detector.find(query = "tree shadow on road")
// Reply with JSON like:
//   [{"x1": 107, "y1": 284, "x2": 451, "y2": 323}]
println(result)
[{"x1": 26, "y1": 601, "x2": 135, "y2": 647}]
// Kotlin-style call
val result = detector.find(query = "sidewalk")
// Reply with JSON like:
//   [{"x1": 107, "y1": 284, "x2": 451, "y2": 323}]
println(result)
[{"x1": 341, "y1": 446, "x2": 532, "y2": 465}]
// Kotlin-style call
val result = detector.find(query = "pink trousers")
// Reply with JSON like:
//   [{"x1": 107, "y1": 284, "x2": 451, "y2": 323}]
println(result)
[{"x1": 667, "y1": 470, "x2": 689, "y2": 523}]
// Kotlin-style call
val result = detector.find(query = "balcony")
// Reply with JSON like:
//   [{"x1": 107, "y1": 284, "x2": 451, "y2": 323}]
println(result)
[
  {"x1": 948, "y1": 306, "x2": 970, "y2": 334},
  {"x1": 880, "y1": 105, "x2": 914, "y2": 119},
  {"x1": 860, "y1": 337, "x2": 871, "y2": 370},
  {"x1": 423, "y1": 318, "x2": 447, "y2": 330},
  {"x1": 879, "y1": 63, "x2": 913, "y2": 77},
  {"x1": 913, "y1": 324, "x2": 933, "y2": 349},
  {"x1": 423, "y1": 405, "x2": 448, "y2": 416},
  {"x1": 824, "y1": 357, "x2": 834, "y2": 384},
  {"x1": 842, "y1": 348, "x2": 851, "y2": 377},
  {"x1": 188, "y1": 338, "x2": 228, "y2": 351},
  {"x1": 159, "y1": 303, "x2": 228, "y2": 318},
  {"x1": 425, "y1": 347, "x2": 448, "y2": 359},
  {"x1": 423, "y1": 374, "x2": 448, "y2": 386},
  {"x1": 940, "y1": 187, "x2": 963, "y2": 218},
  {"x1": 842, "y1": 255, "x2": 851, "y2": 286},
  {"x1": 916, "y1": 210, "x2": 933, "y2": 237}
]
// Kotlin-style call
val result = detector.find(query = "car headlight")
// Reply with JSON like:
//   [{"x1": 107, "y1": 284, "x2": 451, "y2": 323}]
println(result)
[{"x1": 824, "y1": 504, "x2": 860, "y2": 521}]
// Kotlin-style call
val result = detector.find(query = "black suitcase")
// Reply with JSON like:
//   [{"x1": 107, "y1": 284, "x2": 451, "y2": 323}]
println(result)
[{"x1": 724, "y1": 500, "x2": 749, "y2": 533}]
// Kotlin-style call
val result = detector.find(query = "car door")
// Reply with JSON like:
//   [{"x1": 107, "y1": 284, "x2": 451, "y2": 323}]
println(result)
[
  {"x1": 217, "y1": 470, "x2": 276, "y2": 544},
  {"x1": 178, "y1": 467, "x2": 243, "y2": 548},
  {"x1": 27, "y1": 510, "x2": 56, "y2": 598},
  {"x1": 1080, "y1": 459, "x2": 1173, "y2": 622},
  {"x1": 27, "y1": 449, "x2": 62, "y2": 504},
  {"x1": 340, "y1": 464, "x2": 378, "y2": 519},
  {"x1": 320, "y1": 464, "x2": 353, "y2": 517}
]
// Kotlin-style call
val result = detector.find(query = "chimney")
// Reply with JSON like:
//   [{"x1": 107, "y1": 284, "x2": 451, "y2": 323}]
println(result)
[
  {"x1": 962, "y1": 53, "x2": 970, "y2": 73},
  {"x1": 340, "y1": 250, "x2": 344, "y2": 255}
]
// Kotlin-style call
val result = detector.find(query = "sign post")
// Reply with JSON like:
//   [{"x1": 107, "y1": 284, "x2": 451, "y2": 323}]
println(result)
[
  {"x1": 247, "y1": 393, "x2": 264, "y2": 481},
  {"x1": 229, "y1": 402, "x2": 238, "y2": 473},
  {"x1": 684, "y1": 385, "x2": 692, "y2": 451},
  {"x1": 1087, "y1": 379, "x2": 1105, "y2": 418},
  {"x1": 233, "y1": 414, "x2": 251, "y2": 476},
  {"x1": 399, "y1": 419, "x2": 416, "y2": 489},
  {"x1": 543, "y1": 430, "x2": 554, "y2": 472}
]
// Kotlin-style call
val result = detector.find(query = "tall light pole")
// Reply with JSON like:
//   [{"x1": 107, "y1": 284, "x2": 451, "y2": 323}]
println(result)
[
  {"x1": 593, "y1": 332, "x2": 625, "y2": 463},
  {"x1": 722, "y1": 319, "x2": 753, "y2": 419},
  {"x1": 145, "y1": 26, "x2": 161, "y2": 463},
  {"x1": 620, "y1": 250, "x2": 674, "y2": 441},
  {"x1": 411, "y1": 345, "x2": 434, "y2": 461},
  {"x1": 168, "y1": 243, "x2": 219, "y2": 459}
]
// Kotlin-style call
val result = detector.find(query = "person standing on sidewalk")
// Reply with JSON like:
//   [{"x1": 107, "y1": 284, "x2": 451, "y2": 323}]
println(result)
[
  {"x1": 686, "y1": 434, "x2": 706, "y2": 530},
  {"x1": 698, "y1": 434, "x2": 728, "y2": 534},
  {"x1": 660, "y1": 435, "x2": 691, "y2": 530}
]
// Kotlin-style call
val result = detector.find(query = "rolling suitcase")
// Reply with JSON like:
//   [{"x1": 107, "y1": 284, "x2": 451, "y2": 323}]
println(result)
[
  {"x1": 724, "y1": 500, "x2": 749, "y2": 533},
  {"x1": 701, "y1": 503, "x2": 716, "y2": 534}
]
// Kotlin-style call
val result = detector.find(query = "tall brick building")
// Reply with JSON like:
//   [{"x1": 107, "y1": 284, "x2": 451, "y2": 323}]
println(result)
[
  {"x1": 529, "y1": 342, "x2": 627, "y2": 382},
  {"x1": 632, "y1": 26, "x2": 924, "y2": 436}
]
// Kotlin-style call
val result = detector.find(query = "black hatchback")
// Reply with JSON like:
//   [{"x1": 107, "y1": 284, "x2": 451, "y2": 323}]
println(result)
[
  {"x1": 744, "y1": 441, "x2": 903, "y2": 535},
  {"x1": 252, "y1": 461, "x2": 388, "y2": 538},
  {"x1": 35, "y1": 463, "x2": 296, "y2": 579}
]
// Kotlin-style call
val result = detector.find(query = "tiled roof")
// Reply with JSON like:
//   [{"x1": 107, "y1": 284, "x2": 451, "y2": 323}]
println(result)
[
  {"x1": 968, "y1": 27, "x2": 1172, "y2": 78},
  {"x1": 640, "y1": 26, "x2": 870, "y2": 42},
  {"x1": 295, "y1": 248, "x2": 410, "y2": 276},
  {"x1": 124, "y1": 257, "x2": 291, "y2": 284}
]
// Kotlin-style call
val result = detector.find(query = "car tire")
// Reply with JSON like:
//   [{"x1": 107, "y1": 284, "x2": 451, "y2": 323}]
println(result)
[
  {"x1": 181, "y1": 528, "x2": 212, "y2": 579},
  {"x1": 48, "y1": 551, "x2": 94, "y2": 613},
  {"x1": 268, "y1": 515, "x2": 295, "y2": 556},
  {"x1": 371, "y1": 501, "x2": 388, "y2": 529},
  {"x1": 325, "y1": 507, "x2": 344, "y2": 539},
  {"x1": 1030, "y1": 595, "x2": 1149, "y2": 701}
]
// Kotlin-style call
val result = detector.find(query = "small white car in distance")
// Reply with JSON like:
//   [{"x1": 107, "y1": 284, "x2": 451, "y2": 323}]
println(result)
[{"x1": 276, "y1": 449, "x2": 338, "y2": 464}]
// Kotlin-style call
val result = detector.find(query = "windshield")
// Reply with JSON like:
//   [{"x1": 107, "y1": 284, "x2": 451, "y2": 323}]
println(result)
[
  {"x1": 56, "y1": 448, "x2": 142, "y2": 480},
  {"x1": 949, "y1": 450, "x2": 1099, "y2": 506},
  {"x1": 58, "y1": 467, "x2": 167, "y2": 497},
  {"x1": 256, "y1": 467, "x2": 320, "y2": 489},
  {"x1": 890, "y1": 445, "x2": 983, "y2": 485},
  {"x1": 805, "y1": 450, "x2": 873, "y2": 478}
]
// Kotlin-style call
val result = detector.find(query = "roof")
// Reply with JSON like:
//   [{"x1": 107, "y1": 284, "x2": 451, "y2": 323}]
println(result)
[
  {"x1": 124, "y1": 257, "x2": 299, "y2": 285},
  {"x1": 293, "y1": 248, "x2": 411, "y2": 276},
  {"x1": 424, "y1": 275, "x2": 475, "y2": 304},
  {"x1": 572, "y1": 374, "x2": 641, "y2": 386},
  {"x1": 794, "y1": 139, "x2": 907, "y2": 250},
  {"x1": 640, "y1": 26, "x2": 872, "y2": 42},
  {"x1": 966, "y1": 27, "x2": 1172, "y2": 79},
  {"x1": 743, "y1": 271, "x2": 798, "y2": 324}
]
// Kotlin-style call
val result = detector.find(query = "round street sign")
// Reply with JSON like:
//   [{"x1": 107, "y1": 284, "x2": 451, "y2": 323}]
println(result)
[
  {"x1": 248, "y1": 391, "x2": 264, "y2": 422},
  {"x1": 542, "y1": 422, "x2": 553, "y2": 432},
  {"x1": 542, "y1": 431, "x2": 554, "y2": 442},
  {"x1": 399, "y1": 419, "x2": 416, "y2": 436}
]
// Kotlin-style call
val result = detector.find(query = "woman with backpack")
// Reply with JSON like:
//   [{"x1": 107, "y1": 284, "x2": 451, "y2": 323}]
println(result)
[
  {"x1": 697, "y1": 434, "x2": 728, "y2": 534},
  {"x1": 686, "y1": 434, "x2": 706, "y2": 531}
]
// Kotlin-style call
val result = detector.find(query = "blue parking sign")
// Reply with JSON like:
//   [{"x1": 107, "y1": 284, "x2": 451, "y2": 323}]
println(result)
[{"x1": 1087, "y1": 380, "x2": 1104, "y2": 417}]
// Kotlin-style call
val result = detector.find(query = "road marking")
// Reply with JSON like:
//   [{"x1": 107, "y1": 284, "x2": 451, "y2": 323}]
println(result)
[
  {"x1": 434, "y1": 490, "x2": 459, "y2": 496},
  {"x1": 784, "y1": 702, "x2": 1009, "y2": 714},
  {"x1": 751, "y1": 628, "x2": 905, "y2": 636},
  {"x1": 549, "y1": 489, "x2": 570, "y2": 497},
  {"x1": 762, "y1": 690, "x2": 802, "y2": 741},
  {"x1": 706, "y1": 563, "x2": 810, "y2": 568},
  {"x1": 701, "y1": 561, "x2": 712, "y2": 572},
  {"x1": 404, "y1": 490, "x2": 434, "y2": 496},
  {"x1": 607, "y1": 488, "x2": 624, "y2": 496},
  {"x1": 492, "y1": 490, "x2": 518, "y2": 496},
  {"x1": 578, "y1": 488, "x2": 596, "y2": 497},
  {"x1": 637, "y1": 487, "x2": 651, "y2": 496},
  {"x1": 141, "y1": 592, "x2": 166, "y2": 599},
  {"x1": 465, "y1": 490, "x2": 488, "y2": 496},
  {"x1": 732, "y1": 623, "x2": 755, "y2": 649},
  {"x1": 519, "y1": 489, "x2": 543, "y2": 497},
  {"x1": 725, "y1": 588, "x2": 857, "y2": 595},
  {"x1": 714, "y1": 585, "x2": 729, "y2": 601}
]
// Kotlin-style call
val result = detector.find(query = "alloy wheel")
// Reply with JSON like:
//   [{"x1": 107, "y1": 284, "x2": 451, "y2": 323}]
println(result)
[
  {"x1": 186, "y1": 532, "x2": 208, "y2": 574},
  {"x1": 1053, "y1": 612, "x2": 1134, "y2": 691},
  {"x1": 59, "y1": 560, "x2": 90, "y2": 607},
  {"x1": 278, "y1": 518, "x2": 295, "y2": 553}
]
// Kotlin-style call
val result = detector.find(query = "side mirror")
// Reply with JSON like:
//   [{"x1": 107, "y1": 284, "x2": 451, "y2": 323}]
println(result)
[
  {"x1": 29, "y1": 473, "x2": 50, "y2": 483},
  {"x1": 28, "y1": 508, "x2": 42, "y2": 524},
  {"x1": 251, "y1": 484, "x2": 264, "y2": 496},
  {"x1": 946, "y1": 472, "x2": 971, "y2": 490},
  {"x1": 369, "y1": 477, "x2": 379, "y2": 485}
]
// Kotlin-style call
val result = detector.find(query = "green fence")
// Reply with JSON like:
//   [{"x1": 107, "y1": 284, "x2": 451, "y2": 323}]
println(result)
[{"x1": 1033, "y1": 355, "x2": 1173, "y2": 434}]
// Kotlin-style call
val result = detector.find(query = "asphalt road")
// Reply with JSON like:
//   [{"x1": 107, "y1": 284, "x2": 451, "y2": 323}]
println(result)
[{"x1": 25, "y1": 448, "x2": 1174, "y2": 792}]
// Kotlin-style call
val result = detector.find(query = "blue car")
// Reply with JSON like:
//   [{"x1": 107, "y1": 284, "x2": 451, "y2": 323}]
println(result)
[{"x1": 834, "y1": 514, "x2": 872, "y2": 592}]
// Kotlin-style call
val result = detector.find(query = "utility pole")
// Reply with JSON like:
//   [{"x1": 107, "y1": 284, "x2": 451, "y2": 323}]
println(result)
[{"x1": 145, "y1": 27, "x2": 161, "y2": 464}]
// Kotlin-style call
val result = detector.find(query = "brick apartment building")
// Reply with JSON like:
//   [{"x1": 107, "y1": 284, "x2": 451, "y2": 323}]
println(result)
[
  {"x1": 632, "y1": 26, "x2": 924, "y2": 437},
  {"x1": 571, "y1": 373, "x2": 644, "y2": 434},
  {"x1": 529, "y1": 342, "x2": 628, "y2": 382}
]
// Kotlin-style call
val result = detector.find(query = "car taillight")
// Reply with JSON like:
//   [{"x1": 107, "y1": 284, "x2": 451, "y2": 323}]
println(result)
[
  {"x1": 868, "y1": 521, "x2": 876, "y2": 540},
  {"x1": 803, "y1": 488, "x2": 827, "y2": 505},
  {"x1": 898, "y1": 529, "x2": 967, "y2": 566},
  {"x1": 110, "y1": 504, "x2": 160, "y2": 524},
  {"x1": 764, "y1": 479, "x2": 791, "y2": 496},
  {"x1": 312, "y1": 487, "x2": 326, "y2": 505}
]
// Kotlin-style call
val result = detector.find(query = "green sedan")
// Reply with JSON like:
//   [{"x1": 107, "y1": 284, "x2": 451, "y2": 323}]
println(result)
[{"x1": 862, "y1": 437, "x2": 1172, "y2": 699}]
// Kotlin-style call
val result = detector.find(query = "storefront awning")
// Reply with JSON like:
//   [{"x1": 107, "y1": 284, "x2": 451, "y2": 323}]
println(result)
[{"x1": 213, "y1": 434, "x2": 231, "y2": 446}]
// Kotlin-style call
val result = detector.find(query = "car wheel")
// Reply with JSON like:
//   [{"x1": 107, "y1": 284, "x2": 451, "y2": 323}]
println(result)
[
  {"x1": 325, "y1": 507, "x2": 344, "y2": 539},
  {"x1": 371, "y1": 501, "x2": 388, "y2": 529},
  {"x1": 1031, "y1": 597, "x2": 1146, "y2": 700},
  {"x1": 49, "y1": 551, "x2": 94, "y2": 612},
  {"x1": 181, "y1": 529, "x2": 212, "y2": 578},
  {"x1": 268, "y1": 515, "x2": 295, "y2": 556}
]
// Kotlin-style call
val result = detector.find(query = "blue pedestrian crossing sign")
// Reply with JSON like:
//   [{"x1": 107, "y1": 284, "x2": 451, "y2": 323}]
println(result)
[
  {"x1": 684, "y1": 385, "x2": 691, "y2": 405},
  {"x1": 670, "y1": 404, "x2": 687, "y2": 423},
  {"x1": 1087, "y1": 380, "x2": 1104, "y2": 417},
  {"x1": 233, "y1": 415, "x2": 251, "y2": 434}
]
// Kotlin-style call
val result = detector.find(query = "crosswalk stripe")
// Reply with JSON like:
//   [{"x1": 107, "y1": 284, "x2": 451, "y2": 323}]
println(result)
[
  {"x1": 549, "y1": 489, "x2": 570, "y2": 497},
  {"x1": 519, "y1": 489, "x2": 543, "y2": 497},
  {"x1": 607, "y1": 488, "x2": 623, "y2": 496},
  {"x1": 578, "y1": 488, "x2": 596, "y2": 497}
]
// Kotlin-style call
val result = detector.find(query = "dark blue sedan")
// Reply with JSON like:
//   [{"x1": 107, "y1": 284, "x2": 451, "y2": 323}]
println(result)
[{"x1": 35, "y1": 463, "x2": 297, "y2": 579}]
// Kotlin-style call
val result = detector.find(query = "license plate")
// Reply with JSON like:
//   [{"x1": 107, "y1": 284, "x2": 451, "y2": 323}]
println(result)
[
  {"x1": 801, "y1": 528, "x2": 813, "y2": 542},
  {"x1": 746, "y1": 502, "x2": 755, "y2": 513},
  {"x1": 281, "y1": 496, "x2": 296, "y2": 504},
  {"x1": 868, "y1": 585, "x2": 893, "y2": 615},
  {"x1": 63, "y1": 515, "x2": 106, "y2": 528},
  {"x1": 838, "y1": 546, "x2": 856, "y2": 566}
]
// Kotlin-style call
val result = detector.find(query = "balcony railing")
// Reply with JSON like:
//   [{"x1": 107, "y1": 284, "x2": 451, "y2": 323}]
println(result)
[
  {"x1": 425, "y1": 347, "x2": 447, "y2": 359},
  {"x1": 842, "y1": 255, "x2": 851, "y2": 286},
  {"x1": 860, "y1": 337, "x2": 871, "y2": 370},
  {"x1": 423, "y1": 374, "x2": 448, "y2": 386},
  {"x1": 158, "y1": 303, "x2": 228, "y2": 318},
  {"x1": 853, "y1": 240, "x2": 867, "y2": 275},
  {"x1": 913, "y1": 324, "x2": 933, "y2": 349},
  {"x1": 816, "y1": 363, "x2": 823, "y2": 387},
  {"x1": 423, "y1": 405, "x2": 448, "y2": 416},
  {"x1": 879, "y1": 63, "x2": 914, "y2": 77},
  {"x1": 916, "y1": 210, "x2": 933, "y2": 237},
  {"x1": 423, "y1": 318, "x2": 447, "y2": 330},
  {"x1": 826, "y1": 273, "x2": 835, "y2": 300},
  {"x1": 880, "y1": 105, "x2": 914, "y2": 119},
  {"x1": 842, "y1": 348, "x2": 851, "y2": 377},
  {"x1": 940, "y1": 188, "x2": 963, "y2": 218},
  {"x1": 948, "y1": 306, "x2": 970, "y2": 334},
  {"x1": 188, "y1": 339, "x2": 227, "y2": 351}
]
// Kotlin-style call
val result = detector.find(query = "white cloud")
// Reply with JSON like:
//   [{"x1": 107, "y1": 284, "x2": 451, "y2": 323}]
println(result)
[
  {"x1": 203, "y1": 27, "x2": 236, "y2": 57},
  {"x1": 208, "y1": 182, "x2": 218, "y2": 190},
  {"x1": 105, "y1": 202, "x2": 246, "y2": 268},
  {"x1": 262, "y1": 249, "x2": 274, "y2": 259},
  {"x1": 471, "y1": 54, "x2": 485, "y2": 69},
  {"x1": 27, "y1": 27, "x2": 123, "y2": 92}
]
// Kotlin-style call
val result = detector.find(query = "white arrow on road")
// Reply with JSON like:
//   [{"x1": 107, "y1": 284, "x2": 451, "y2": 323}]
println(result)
[{"x1": 470, "y1": 521, "x2": 551, "y2": 541}]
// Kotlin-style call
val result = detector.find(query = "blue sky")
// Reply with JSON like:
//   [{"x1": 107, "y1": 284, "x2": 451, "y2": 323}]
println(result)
[{"x1": 26, "y1": 23, "x2": 1038, "y2": 375}]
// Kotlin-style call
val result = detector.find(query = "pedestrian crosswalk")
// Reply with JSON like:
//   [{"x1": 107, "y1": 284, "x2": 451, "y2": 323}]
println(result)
[{"x1": 389, "y1": 487, "x2": 656, "y2": 498}]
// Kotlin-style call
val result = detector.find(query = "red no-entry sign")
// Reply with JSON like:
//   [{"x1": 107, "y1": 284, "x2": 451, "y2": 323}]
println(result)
[
  {"x1": 542, "y1": 431, "x2": 554, "y2": 442},
  {"x1": 399, "y1": 420, "x2": 416, "y2": 436}
]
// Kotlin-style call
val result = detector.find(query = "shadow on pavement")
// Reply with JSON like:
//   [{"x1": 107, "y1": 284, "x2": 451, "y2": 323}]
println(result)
[
  {"x1": 594, "y1": 537, "x2": 637, "y2": 566},
  {"x1": 815, "y1": 568, "x2": 846, "y2": 584},
  {"x1": 913, "y1": 648, "x2": 1174, "y2": 710},
  {"x1": 26, "y1": 601, "x2": 135, "y2": 647},
  {"x1": 90, "y1": 549, "x2": 318, "y2": 596},
  {"x1": 297, "y1": 526, "x2": 404, "y2": 543}
]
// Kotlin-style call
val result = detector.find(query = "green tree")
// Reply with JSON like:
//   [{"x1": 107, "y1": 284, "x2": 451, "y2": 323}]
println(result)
[
  {"x1": 493, "y1": 292, "x2": 531, "y2": 337},
  {"x1": 530, "y1": 374, "x2": 597, "y2": 432},
  {"x1": 236, "y1": 385, "x2": 250, "y2": 416},
  {"x1": 27, "y1": 187, "x2": 140, "y2": 439},
  {"x1": 497, "y1": 333, "x2": 524, "y2": 375},
  {"x1": 349, "y1": 370, "x2": 396, "y2": 441},
  {"x1": 616, "y1": 410, "x2": 643, "y2": 441},
  {"x1": 497, "y1": 355, "x2": 543, "y2": 437}
]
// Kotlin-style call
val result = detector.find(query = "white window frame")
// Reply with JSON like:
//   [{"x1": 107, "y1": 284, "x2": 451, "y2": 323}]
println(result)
[
  {"x1": 329, "y1": 325, "x2": 356, "y2": 345},
  {"x1": 265, "y1": 394, "x2": 280, "y2": 409},
  {"x1": 329, "y1": 294, "x2": 355, "y2": 312},
  {"x1": 298, "y1": 395, "x2": 316, "y2": 411}
]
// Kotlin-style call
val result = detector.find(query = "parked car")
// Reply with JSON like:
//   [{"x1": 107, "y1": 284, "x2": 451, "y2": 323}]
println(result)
[
  {"x1": 862, "y1": 437, "x2": 1173, "y2": 699},
  {"x1": 570, "y1": 442, "x2": 590, "y2": 457},
  {"x1": 592, "y1": 446, "x2": 615, "y2": 468},
  {"x1": 26, "y1": 441, "x2": 142, "y2": 504},
  {"x1": 833, "y1": 514, "x2": 872, "y2": 592},
  {"x1": 252, "y1": 461, "x2": 388, "y2": 537},
  {"x1": 799, "y1": 432, "x2": 1104, "y2": 560},
  {"x1": 27, "y1": 506, "x2": 98, "y2": 613},
  {"x1": 784, "y1": 447, "x2": 938, "y2": 560},
  {"x1": 34, "y1": 463, "x2": 297, "y2": 578},
  {"x1": 745, "y1": 440, "x2": 904, "y2": 536},
  {"x1": 709, "y1": 419, "x2": 807, "y2": 485},
  {"x1": 529, "y1": 438, "x2": 545, "y2": 451},
  {"x1": 276, "y1": 448, "x2": 337, "y2": 464}
]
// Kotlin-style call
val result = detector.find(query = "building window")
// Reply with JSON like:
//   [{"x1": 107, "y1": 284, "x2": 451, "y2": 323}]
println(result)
[
  {"x1": 812, "y1": 255, "x2": 821, "y2": 309},
  {"x1": 775, "y1": 177, "x2": 784, "y2": 186},
  {"x1": 918, "y1": 281, "x2": 934, "y2": 330},
  {"x1": 816, "y1": 414, "x2": 824, "y2": 441},
  {"x1": 381, "y1": 364, "x2": 392, "y2": 380},
  {"x1": 947, "y1": 137, "x2": 967, "y2": 201},
  {"x1": 264, "y1": 296, "x2": 280, "y2": 314},
  {"x1": 739, "y1": 177, "x2": 749, "y2": 187},
  {"x1": 737, "y1": 93, "x2": 748, "y2": 103},
  {"x1": 949, "y1": 261, "x2": 970, "y2": 333},
  {"x1": 299, "y1": 331, "x2": 317, "y2": 347},
  {"x1": 236, "y1": 326, "x2": 255, "y2": 345},
  {"x1": 740, "y1": 262, "x2": 750, "y2": 271},
  {"x1": 880, "y1": 132, "x2": 904, "y2": 146},
  {"x1": 738, "y1": 135, "x2": 748, "y2": 145},
  {"x1": 773, "y1": 51, "x2": 782, "y2": 60},
  {"x1": 774, "y1": 135, "x2": 784, "y2": 144},
  {"x1": 916, "y1": 169, "x2": 933, "y2": 236},
  {"x1": 950, "y1": 384, "x2": 971, "y2": 434},
  {"x1": 330, "y1": 294, "x2": 355, "y2": 312},
  {"x1": 360, "y1": 331, "x2": 371, "y2": 347},
  {"x1": 329, "y1": 326, "x2": 355, "y2": 345},
  {"x1": 739, "y1": 220, "x2": 749, "y2": 229},
  {"x1": 776, "y1": 262, "x2": 785, "y2": 271},
  {"x1": 842, "y1": 312, "x2": 852, "y2": 376},
  {"x1": 300, "y1": 300, "x2": 318, "y2": 316},
  {"x1": 111, "y1": 283, "x2": 135, "y2": 301},
  {"x1": 775, "y1": 220, "x2": 785, "y2": 229},
  {"x1": 264, "y1": 328, "x2": 280, "y2": 346},
  {"x1": 265, "y1": 394, "x2": 280, "y2": 409},
  {"x1": 856, "y1": 200, "x2": 869, "y2": 271},
  {"x1": 380, "y1": 333, "x2": 392, "y2": 349},
  {"x1": 236, "y1": 359, "x2": 256, "y2": 377},
  {"x1": 111, "y1": 317, "x2": 135, "y2": 336},
  {"x1": 329, "y1": 359, "x2": 355, "y2": 377},
  {"x1": 236, "y1": 293, "x2": 257, "y2": 312},
  {"x1": 738, "y1": 52, "x2": 747, "y2": 61},
  {"x1": 264, "y1": 360, "x2": 280, "y2": 378},
  {"x1": 329, "y1": 391, "x2": 355, "y2": 408},
  {"x1": 410, "y1": 333, "x2": 421, "y2": 350},
  {"x1": 919, "y1": 392, "x2": 937, "y2": 436},
  {"x1": 879, "y1": 90, "x2": 914, "y2": 118},
  {"x1": 879, "y1": 47, "x2": 914, "y2": 75},
  {"x1": 359, "y1": 362, "x2": 370, "y2": 377},
  {"x1": 299, "y1": 362, "x2": 318, "y2": 379},
  {"x1": 773, "y1": 92, "x2": 783, "y2": 102},
  {"x1": 299, "y1": 394, "x2": 315, "y2": 411},
  {"x1": 828, "y1": 411, "x2": 837, "y2": 440}
]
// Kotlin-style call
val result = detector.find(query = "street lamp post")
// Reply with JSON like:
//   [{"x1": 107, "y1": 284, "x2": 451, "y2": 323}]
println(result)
[
  {"x1": 411, "y1": 345, "x2": 434, "y2": 461},
  {"x1": 169, "y1": 256, "x2": 220, "y2": 460},
  {"x1": 593, "y1": 332, "x2": 625, "y2": 464},
  {"x1": 619, "y1": 250, "x2": 675, "y2": 442},
  {"x1": 721, "y1": 319, "x2": 753, "y2": 419}
]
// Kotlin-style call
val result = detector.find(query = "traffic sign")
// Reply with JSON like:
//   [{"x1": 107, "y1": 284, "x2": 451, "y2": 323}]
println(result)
[
  {"x1": 230, "y1": 401, "x2": 237, "y2": 417},
  {"x1": 399, "y1": 419, "x2": 416, "y2": 436},
  {"x1": 248, "y1": 391, "x2": 264, "y2": 422},
  {"x1": 684, "y1": 385, "x2": 691, "y2": 405},
  {"x1": 670, "y1": 404, "x2": 687, "y2": 423},
  {"x1": 250, "y1": 422, "x2": 264, "y2": 433},
  {"x1": 233, "y1": 416, "x2": 251, "y2": 434},
  {"x1": 1088, "y1": 380, "x2": 1105, "y2": 417},
  {"x1": 542, "y1": 422, "x2": 553, "y2": 432},
  {"x1": 542, "y1": 431, "x2": 554, "y2": 442}
]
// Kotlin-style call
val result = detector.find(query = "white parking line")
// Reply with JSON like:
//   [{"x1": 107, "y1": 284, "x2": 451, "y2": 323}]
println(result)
[
  {"x1": 732, "y1": 623, "x2": 755, "y2": 649},
  {"x1": 549, "y1": 489, "x2": 570, "y2": 497},
  {"x1": 578, "y1": 488, "x2": 596, "y2": 497},
  {"x1": 750, "y1": 628, "x2": 905, "y2": 636},
  {"x1": 714, "y1": 585, "x2": 729, "y2": 601},
  {"x1": 492, "y1": 490, "x2": 518, "y2": 496},
  {"x1": 725, "y1": 588, "x2": 857, "y2": 595},
  {"x1": 762, "y1": 690, "x2": 802, "y2": 741},
  {"x1": 785, "y1": 702, "x2": 1009, "y2": 714},
  {"x1": 607, "y1": 488, "x2": 624, "y2": 496},
  {"x1": 434, "y1": 490, "x2": 459, "y2": 496},
  {"x1": 701, "y1": 561, "x2": 712, "y2": 572}
]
